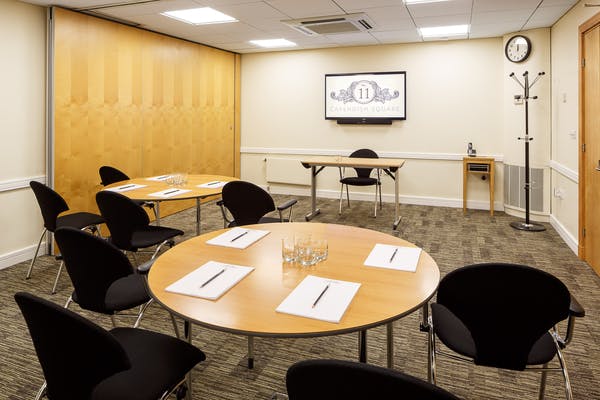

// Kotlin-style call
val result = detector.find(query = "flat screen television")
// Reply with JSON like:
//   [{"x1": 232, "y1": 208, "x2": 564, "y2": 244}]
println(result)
[{"x1": 325, "y1": 71, "x2": 406, "y2": 124}]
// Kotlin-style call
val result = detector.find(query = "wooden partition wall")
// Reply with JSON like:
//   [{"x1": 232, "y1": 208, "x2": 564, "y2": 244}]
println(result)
[{"x1": 53, "y1": 8, "x2": 240, "y2": 217}]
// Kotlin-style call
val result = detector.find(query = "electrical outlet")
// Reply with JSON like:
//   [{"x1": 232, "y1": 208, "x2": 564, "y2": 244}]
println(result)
[
  {"x1": 513, "y1": 95, "x2": 523, "y2": 105},
  {"x1": 553, "y1": 188, "x2": 565, "y2": 199}
]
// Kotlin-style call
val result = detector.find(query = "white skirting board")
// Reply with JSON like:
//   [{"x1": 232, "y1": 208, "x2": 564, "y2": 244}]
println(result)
[{"x1": 265, "y1": 157, "x2": 311, "y2": 185}]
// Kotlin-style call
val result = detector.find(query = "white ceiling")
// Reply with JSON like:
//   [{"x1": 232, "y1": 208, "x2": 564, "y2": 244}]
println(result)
[{"x1": 19, "y1": 0, "x2": 579, "y2": 53}]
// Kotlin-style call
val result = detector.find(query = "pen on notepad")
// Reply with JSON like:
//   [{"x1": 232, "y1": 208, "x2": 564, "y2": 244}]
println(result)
[
  {"x1": 312, "y1": 284, "x2": 330, "y2": 308},
  {"x1": 389, "y1": 248, "x2": 398, "y2": 263},
  {"x1": 230, "y1": 231, "x2": 248, "y2": 242},
  {"x1": 205, "y1": 181, "x2": 220, "y2": 186},
  {"x1": 156, "y1": 175, "x2": 169, "y2": 179},
  {"x1": 199, "y1": 269, "x2": 225, "y2": 288},
  {"x1": 164, "y1": 189, "x2": 179, "y2": 195},
  {"x1": 119, "y1": 184, "x2": 135, "y2": 190}
]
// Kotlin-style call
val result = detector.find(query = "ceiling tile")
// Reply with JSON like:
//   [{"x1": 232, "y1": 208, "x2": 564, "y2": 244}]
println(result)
[{"x1": 264, "y1": 0, "x2": 345, "y2": 19}]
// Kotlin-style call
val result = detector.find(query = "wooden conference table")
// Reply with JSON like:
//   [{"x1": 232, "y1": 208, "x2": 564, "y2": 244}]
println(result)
[
  {"x1": 147, "y1": 222, "x2": 439, "y2": 368},
  {"x1": 301, "y1": 156, "x2": 406, "y2": 229},
  {"x1": 104, "y1": 174, "x2": 237, "y2": 235}
]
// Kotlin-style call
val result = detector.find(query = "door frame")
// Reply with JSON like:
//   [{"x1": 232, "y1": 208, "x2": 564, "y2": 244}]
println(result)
[{"x1": 578, "y1": 12, "x2": 600, "y2": 262}]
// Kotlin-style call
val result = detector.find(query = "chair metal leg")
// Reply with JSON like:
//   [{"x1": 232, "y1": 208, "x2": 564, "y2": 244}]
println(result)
[
  {"x1": 428, "y1": 317, "x2": 437, "y2": 384},
  {"x1": 64, "y1": 295, "x2": 73, "y2": 309},
  {"x1": 538, "y1": 363, "x2": 548, "y2": 400},
  {"x1": 555, "y1": 345, "x2": 573, "y2": 400},
  {"x1": 34, "y1": 381, "x2": 47, "y2": 400},
  {"x1": 170, "y1": 312, "x2": 181, "y2": 338},
  {"x1": 51, "y1": 261, "x2": 64, "y2": 294},
  {"x1": 339, "y1": 184, "x2": 344, "y2": 214},
  {"x1": 133, "y1": 298, "x2": 153, "y2": 328},
  {"x1": 26, "y1": 229, "x2": 47, "y2": 279}
]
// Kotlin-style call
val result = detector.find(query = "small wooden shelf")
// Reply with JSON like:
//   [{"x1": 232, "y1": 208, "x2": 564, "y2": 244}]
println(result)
[{"x1": 463, "y1": 157, "x2": 495, "y2": 216}]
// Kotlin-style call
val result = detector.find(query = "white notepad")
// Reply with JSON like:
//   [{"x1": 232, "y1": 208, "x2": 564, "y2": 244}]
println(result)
[
  {"x1": 363, "y1": 243, "x2": 422, "y2": 272},
  {"x1": 104, "y1": 183, "x2": 146, "y2": 192},
  {"x1": 148, "y1": 188, "x2": 192, "y2": 198},
  {"x1": 198, "y1": 181, "x2": 227, "y2": 188},
  {"x1": 206, "y1": 227, "x2": 270, "y2": 249},
  {"x1": 146, "y1": 175, "x2": 172, "y2": 181},
  {"x1": 276, "y1": 275, "x2": 361, "y2": 323},
  {"x1": 165, "y1": 261, "x2": 254, "y2": 300}
]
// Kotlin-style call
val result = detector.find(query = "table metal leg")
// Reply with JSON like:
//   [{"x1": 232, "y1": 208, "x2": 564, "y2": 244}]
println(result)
[
  {"x1": 247, "y1": 336, "x2": 254, "y2": 369},
  {"x1": 155, "y1": 201, "x2": 161, "y2": 226},
  {"x1": 387, "y1": 322, "x2": 394, "y2": 368},
  {"x1": 196, "y1": 198, "x2": 201, "y2": 236},
  {"x1": 392, "y1": 170, "x2": 402, "y2": 230},
  {"x1": 305, "y1": 165, "x2": 321, "y2": 221},
  {"x1": 358, "y1": 330, "x2": 367, "y2": 363}
]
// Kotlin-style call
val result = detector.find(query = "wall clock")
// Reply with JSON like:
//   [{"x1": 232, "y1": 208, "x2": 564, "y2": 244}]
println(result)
[{"x1": 505, "y1": 35, "x2": 531, "y2": 63}]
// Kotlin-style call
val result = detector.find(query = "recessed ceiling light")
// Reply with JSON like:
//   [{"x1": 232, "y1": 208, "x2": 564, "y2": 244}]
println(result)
[
  {"x1": 419, "y1": 24, "x2": 469, "y2": 38},
  {"x1": 249, "y1": 39, "x2": 297, "y2": 48},
  {"x1": 405, "y1": 0, "x2": 450, "y2": 4},
  {"x1": 161, "y1": 7, "x2": 237, "y2": 25}
]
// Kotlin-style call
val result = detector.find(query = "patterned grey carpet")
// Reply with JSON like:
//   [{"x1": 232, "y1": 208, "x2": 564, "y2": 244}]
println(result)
[{"x1": 1, "y1": 195, "x2": 599, "y2": 399}]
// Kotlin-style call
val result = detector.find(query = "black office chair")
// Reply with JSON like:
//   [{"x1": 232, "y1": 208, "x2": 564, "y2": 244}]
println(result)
[
  {"x1": 15, "y1": 291, "x2": 205, "y2": 400},
  {"x1": 285, "y1": 359, "x2": 461, "y2": 400},
  {"x1": 428, "y1": 263, "x2": 585, "y2": 400},
  {"x1": 96, "y1": 190, "x2": 183, "y2": 263},
  {"x1": 217, "y1": 180, "x2": 297, "y2": 228},
  {"x1": 54, "y1": 226, "x2": 155, "y2": 329},
  {"x1": 27, "y1": 181, "x2": 105, "y2": 294},
  {"x1": 98, "y1": 165, "x2": 157, "y2": 218},
  {"x1": 339, "y1": 149, "x2": 382, "y2": 217}
]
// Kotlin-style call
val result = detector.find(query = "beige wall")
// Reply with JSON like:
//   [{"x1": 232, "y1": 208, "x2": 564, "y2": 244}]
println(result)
[
  {"x1": 241, "y1": 38, "x2": 506, "y2": 210},
  {"x1": 550, "y1": 2, "x2": 599, "y2": 251},
  {"x1": 0, "y1": 0, "x2": 46, "y2": 268}
]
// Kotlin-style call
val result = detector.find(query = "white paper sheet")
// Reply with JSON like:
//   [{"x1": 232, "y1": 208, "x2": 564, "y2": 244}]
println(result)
[
  {"x1": 206, "y1": 227, "x2": 270, "y2": 249},
  {"x1": 198, "y1": 181, "x2": 227, "y2": 188},
  {"x1": 148, "y1": 188, "x2": 192, "y2": 198},
  {"x1": 146, "y1": 175, "x2": 172, "y2": 181},
  {"x1": 104, "y1": 183, "x2": 147, "y2": 192},
  {"x1": 276, "y1": 275, "x2": 361, "y2": 323},
  {"x1": 165, "y1": 261, "x2": 254, "y2": 300},
  {"x1": 363, "y1": 243, "x2": 421, "y2": 272}
]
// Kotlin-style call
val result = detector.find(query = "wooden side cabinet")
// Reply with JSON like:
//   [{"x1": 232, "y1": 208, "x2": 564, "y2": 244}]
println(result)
[{"x1": 463, "y1": 157, "x2": 495, "y2": 216}]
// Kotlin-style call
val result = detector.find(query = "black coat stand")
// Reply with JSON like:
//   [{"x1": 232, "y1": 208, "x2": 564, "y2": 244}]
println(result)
[{"x1": 509, "y1": 71, "x2": 546, "y2": 232}]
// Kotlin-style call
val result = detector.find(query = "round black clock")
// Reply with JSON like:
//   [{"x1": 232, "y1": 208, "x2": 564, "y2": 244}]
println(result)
[{"x1": 505, "y1": 35, "x2": 531, "y2": 63}]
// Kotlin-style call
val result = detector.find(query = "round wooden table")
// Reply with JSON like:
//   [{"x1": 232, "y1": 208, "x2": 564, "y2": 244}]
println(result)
[
  {"x1": 148, "y1": 222, "x2": 440, "y2": 368},
  {"x1": 103, "y1": 174, "x2": 237, "y2": 235}
]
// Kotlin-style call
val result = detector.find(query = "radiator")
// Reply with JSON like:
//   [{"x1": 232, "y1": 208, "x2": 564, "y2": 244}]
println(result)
[
  {"x1": 504, "y1": 164, "x2": 544, "y2": 212},
  {"x1": 265, "y1": 157, "x2": 311, "y2": 185}
]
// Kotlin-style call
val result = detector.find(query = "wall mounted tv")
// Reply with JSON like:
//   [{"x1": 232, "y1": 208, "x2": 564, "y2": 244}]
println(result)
[{"x1": 325, "y1": 71, "x2": 406, "y2": 125}]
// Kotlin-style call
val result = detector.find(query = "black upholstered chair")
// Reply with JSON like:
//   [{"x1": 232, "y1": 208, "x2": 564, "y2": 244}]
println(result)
[
  {"x1": 98, "y1": 165, "x2": 157, "y2": 218},
  {"x1": 96, "y1": 190, "x2": 183, "y2": 263},
  {"x1": 338, "y1": 148, "x2": 382, "y2": 217},
  {"x1": 217, "y1": 180, "x2": 297, "y2": 228},
  {"x1": 428, "y1": 263, "x2": 585, "y2": 400},
  {"x1": 27, "y1": 181, "x2": 105, "y2": 294},
  {"x1": 15, "y1": 291, "x2": 205, "y2": 400},
  {"x1": 285, "y1": 359, "x2": 461, "y2": 400},
  {"x1": 54, "y1": 227, "x2": 154, "y2": 329}
]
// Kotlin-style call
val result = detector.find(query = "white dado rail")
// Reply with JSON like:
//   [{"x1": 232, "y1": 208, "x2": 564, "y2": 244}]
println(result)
[{"x1": 0, "y1": 176, "x2": 45, "y2": 193}]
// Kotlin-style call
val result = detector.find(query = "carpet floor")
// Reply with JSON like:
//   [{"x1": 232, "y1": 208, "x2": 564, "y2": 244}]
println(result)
[{"x1": 1, "y1": 195, "x2": 598, "y2": 399}]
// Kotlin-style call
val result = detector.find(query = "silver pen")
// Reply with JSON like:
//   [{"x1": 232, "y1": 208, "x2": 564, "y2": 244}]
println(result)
[
  {"x1": 230, "y1": 230, "x2": 248, "y2": 242},
  {"x1": 312, "y1": 284, "x2": 330, "y2": 308},
  {"x1": 389, "y1": 248, "x2": 398, "y2": 263},
  {"x1": 200, "y1": 269, "x2": 225, "y2": 288}
]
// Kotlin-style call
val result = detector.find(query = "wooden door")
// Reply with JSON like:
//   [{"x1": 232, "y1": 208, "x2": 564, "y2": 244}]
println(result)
[{"x1": 580, "y1": 15, "x2": 600, "y2": 275}]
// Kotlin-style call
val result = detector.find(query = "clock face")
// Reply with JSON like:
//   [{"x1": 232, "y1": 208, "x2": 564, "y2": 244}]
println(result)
[{"x1": 505, "y1": 35, "x2": 531, "y2": 63}]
